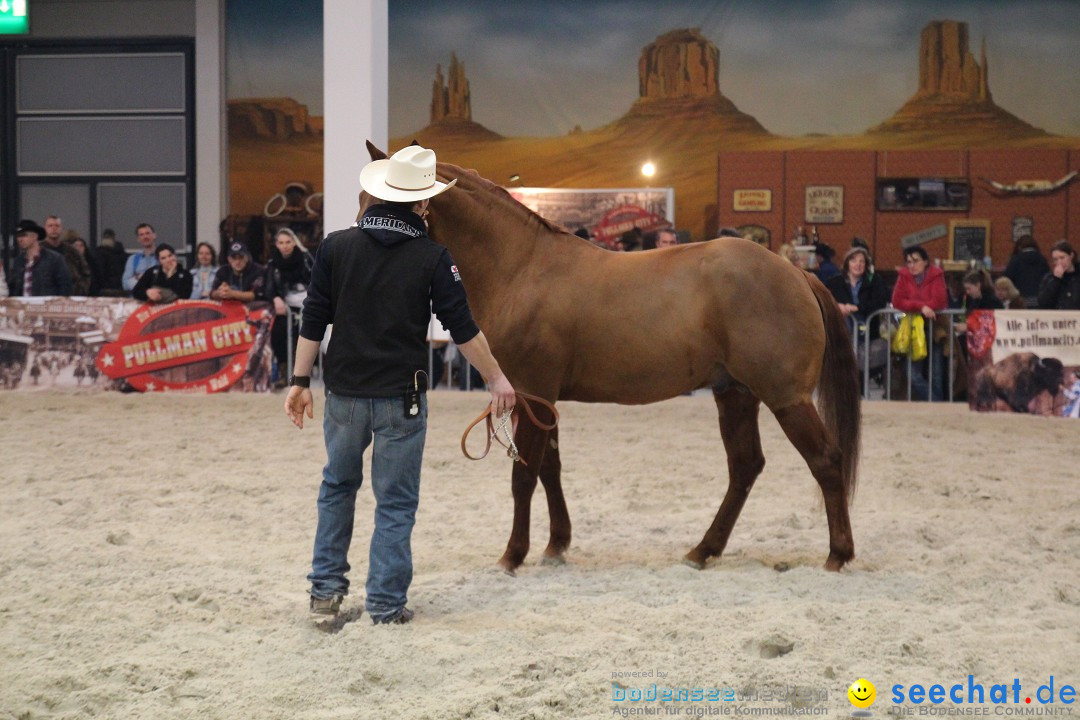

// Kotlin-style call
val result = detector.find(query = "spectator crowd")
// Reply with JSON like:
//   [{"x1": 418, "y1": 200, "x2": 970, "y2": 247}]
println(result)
[
  {"x1": 3, "y1": 215, "x2": 1078, "y2": 398},
  {"x1": 5, "y1": 216, "x2": 314, "y2": 309},
  {"x1": 3, "y1": 216, "x2": 314, "y2": 389}
]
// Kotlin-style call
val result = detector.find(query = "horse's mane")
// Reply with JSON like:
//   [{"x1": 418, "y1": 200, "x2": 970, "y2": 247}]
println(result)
[{"x1": 438, "y1": 162, "x2": 576, "y2": 238}]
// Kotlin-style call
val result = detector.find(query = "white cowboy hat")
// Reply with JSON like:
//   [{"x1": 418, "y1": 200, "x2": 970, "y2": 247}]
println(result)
[{"x1": 359, "y1": 145, "x2": 457, "y2": 202}]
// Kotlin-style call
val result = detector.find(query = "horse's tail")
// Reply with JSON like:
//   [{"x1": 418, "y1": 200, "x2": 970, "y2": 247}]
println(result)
[{"x1": 807, "y1": 273, "x2": 861, "y2": 502}]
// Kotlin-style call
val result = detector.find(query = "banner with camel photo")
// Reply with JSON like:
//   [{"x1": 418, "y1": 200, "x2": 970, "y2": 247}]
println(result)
[
  {"x1": 966, "y1": 310, "x2": 1080, "y2": 418},
  {"x1": 0, "y1": 298, "x2": 275, "y2": 393}
]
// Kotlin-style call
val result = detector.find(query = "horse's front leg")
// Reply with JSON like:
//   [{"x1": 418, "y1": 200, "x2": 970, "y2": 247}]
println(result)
[
  {"x1": 497, "y1": 422, "x2": 550, "y2": 574},
  {"x1": 538, "y1": 425, "x2": 571, "y2": 565}
]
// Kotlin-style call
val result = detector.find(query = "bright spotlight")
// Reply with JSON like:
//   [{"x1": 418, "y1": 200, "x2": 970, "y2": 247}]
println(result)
[{"x1": 641, "y1": 162, "x2": 656, "y2": 178}]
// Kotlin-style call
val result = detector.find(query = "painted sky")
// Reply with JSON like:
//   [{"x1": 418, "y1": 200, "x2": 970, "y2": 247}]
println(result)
[
  {"x1": 226, "y1": 0, "x2": 324, "y2": 113},
  {"x1": 388, "y1": 0, "x2": 1080, "y2": 138}
]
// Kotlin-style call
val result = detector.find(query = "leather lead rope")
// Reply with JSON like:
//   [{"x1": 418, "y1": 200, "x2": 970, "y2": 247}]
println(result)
[{"x1": 461, "y1": 392, "x2": 559, "y2": 466}]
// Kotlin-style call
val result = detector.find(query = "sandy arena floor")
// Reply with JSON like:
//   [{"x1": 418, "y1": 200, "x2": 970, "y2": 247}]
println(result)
[{"x1": 1, "y1": 390, "x2": 1077, "y2": 719}]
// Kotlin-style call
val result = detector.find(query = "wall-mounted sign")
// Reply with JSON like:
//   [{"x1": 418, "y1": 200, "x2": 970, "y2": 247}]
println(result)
[
  {"x1": 949, "y1": 219, "x2": 991, "y2": 264},
  {"x1": 877, "y1": 178, "x2": 969, "y2": 211},
  {"x1": 900, "y1": 224, "x2": 948, "y2": 250},
  {"x1": 0, "y1": 0, "x2": 29, "y2": 35},
  {"x1": 805, "y1": 185, "x2": 844, "y2": 224},
  {"x1": 733, "y1": 189, "x2": 771, "y2": 212},
  {"x1": 1012, "y1": 216, "x2": 1033, "y2": 243},
  {"x1": 735, "y1": 224, "x2": 771, "y2": 246}
]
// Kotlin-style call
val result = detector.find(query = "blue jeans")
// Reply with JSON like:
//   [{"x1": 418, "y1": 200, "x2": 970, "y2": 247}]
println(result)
[
  {"x1": 308, "y1": 391, "x2": 427, "y2": 622},
  {"x1": 909, "y1": 335, "x2": 946, "y2": 402}
]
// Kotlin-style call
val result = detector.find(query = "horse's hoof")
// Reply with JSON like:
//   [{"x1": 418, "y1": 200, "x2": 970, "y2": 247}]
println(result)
[
  {"x1": 496, "y1": 556, "x2": 521, "y2": 576},
  {"x1": 540, "y1": 553, "x2": 566, "y2": 567},
  {"x1": 824, "y1": 553, "x2": 852, "y2": 572},
  {"x1": 683, "y1": 546, "x2": 712, "y2": 569}
]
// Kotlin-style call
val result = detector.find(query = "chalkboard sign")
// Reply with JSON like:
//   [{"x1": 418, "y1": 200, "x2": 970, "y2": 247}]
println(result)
[{"x1": 949, "y1": 220, "x2": 990, "y2": 263}]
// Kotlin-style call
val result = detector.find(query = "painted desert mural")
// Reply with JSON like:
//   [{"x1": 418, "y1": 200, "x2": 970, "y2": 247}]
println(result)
[{"x1": 225, "y1": 1, "x2": 1079, "y2": 262}]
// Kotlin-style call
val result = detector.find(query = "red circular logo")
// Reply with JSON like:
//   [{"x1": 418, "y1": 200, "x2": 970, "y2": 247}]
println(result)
[
  {"x1": 966, "y1": 310, "x2": 997, "y2": 360},
  {"x1": 95, "y1": 300, "x2": 272, "y2": 392}
]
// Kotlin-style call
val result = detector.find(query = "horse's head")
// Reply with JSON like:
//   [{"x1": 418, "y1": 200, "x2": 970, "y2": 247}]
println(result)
[
  {"x1": 358, "y1": 141, "x2": 492, "y2": 232},
  {"x1": 357, "y1": 142, "x2": 572, "y2": 292},
  {"x1": 357, "y1": 140, "x2": 476, "y2": 218},
  {"x1": 355, "y1": 141, "x2": 389, "y2": 222}
]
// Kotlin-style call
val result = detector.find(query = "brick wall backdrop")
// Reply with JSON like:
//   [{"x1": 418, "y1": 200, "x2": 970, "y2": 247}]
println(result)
[
  {"x1": 716, "y1": 151, "x2": 785, "y2": 245},
  {"x1": 969, "y1": 148, "x2": 1069, "y2": 267},
  {"x1": 785, "y1": 150, "x2": 875, "y2": 255},
  {"x1": 718, "y1": 148, "x2": 1078, "y2": 272}
]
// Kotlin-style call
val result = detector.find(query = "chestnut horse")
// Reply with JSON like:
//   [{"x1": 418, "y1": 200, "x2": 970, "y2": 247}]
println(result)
[{"x1": 362, "y1": 143, "x2": 861, "y2": 572}]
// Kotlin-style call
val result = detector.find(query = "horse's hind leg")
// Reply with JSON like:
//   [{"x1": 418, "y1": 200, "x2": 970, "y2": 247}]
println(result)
[
  {"x1": 497, "y1": 422, "x2": 551, "y2": 575},
  {"x1": 773, "y1": 402, "x2": 854, "y2": 571},
  {"x1": 537, "y1": 425, "x2": 571, "y2": 565},
  {"x1": 685, "y1": 387, "x2": 765, "y2": 569}
]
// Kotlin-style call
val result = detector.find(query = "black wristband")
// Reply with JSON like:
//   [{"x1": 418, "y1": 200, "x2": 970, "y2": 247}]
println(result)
[{"x1": 289, "y1": 375, "x2": 311, "y2": 388}]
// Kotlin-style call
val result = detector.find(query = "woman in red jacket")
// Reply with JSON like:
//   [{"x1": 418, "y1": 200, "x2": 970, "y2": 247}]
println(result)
[{"x1": 891, "y1": 245, "x2": 948, "y2": 401}]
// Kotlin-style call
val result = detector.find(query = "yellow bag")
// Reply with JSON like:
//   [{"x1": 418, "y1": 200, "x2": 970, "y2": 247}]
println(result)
[
  {"x1": 910, "y1": 314, "x2": 927, "y2": 361},
  {"x1": 891, "y1": 314, "x2": 912, "y2": 354}
]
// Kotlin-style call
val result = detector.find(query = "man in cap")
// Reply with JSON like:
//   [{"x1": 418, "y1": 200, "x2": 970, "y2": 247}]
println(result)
[
  {"x1": 284, "y1": 144, "x2": 516, "y2": 625},
  {"x1": 210, "y1": 241, "x2": 266, "y2": 302},
  {"x1": 8, "y1": 220, "x2": 73, "y2": 297},
  {"x1": 122, "y1": 223, "x2": 161, "y2": 293}
]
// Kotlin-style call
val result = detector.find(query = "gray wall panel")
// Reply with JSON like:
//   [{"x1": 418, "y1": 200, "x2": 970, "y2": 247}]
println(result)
[
  {"x1": 18, "y1": 117, "x2": 186, "y2": 175},
  {"x1": 19, "y1": 185, "x2": 91, "y2": 243},
  {"x1": 98, "y1": 184, "x2": 187, "y2": 252},
  {"x1": 27, "y1": 1, "x2": 196, "y2": 37},
  {"x1": 17, "y1": 55, "x2": 186, "y2": 112}
]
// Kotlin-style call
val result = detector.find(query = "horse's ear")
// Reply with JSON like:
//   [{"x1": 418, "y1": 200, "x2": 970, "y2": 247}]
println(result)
[{"x1": 366, "y1": 140, "x2": 387, "y2": 161}]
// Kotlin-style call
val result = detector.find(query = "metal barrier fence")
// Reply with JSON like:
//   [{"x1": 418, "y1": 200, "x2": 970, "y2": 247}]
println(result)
[
  {"x1": 290, "y1": 304, "x2": 969, "y2": 401},
  {"x1": 849, "y1": 307, "x2": 969, "y2": 402}
]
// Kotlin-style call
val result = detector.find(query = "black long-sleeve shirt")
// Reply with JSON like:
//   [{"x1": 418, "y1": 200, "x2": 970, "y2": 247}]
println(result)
[
  {"x1": 1004, "y1": 249, "x2": 1050, "y2": 300},
  {"x1": 265, "y1": 249, "x2": 314, "y2": 300},
  {"x1": 132, "y1": 265, "x2": 193, "y2": 302},
  {"x1": 301, "y1": 204, "x2": 479, "y2": 397},
  {"x1": 825, "y1": 271, "x2": 891, "y2": 336},
  {"x1": 1037, "y1": 269, "x2": 1080, "y2": 310}
]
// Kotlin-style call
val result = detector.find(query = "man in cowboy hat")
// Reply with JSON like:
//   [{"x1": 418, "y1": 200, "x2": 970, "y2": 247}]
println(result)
[
  {"x1": 8, "y1": 219, "x2": 73, "y2": 297},
  {"x1": 284, "y1": 144, "x2": 516, "y2": 625}
]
